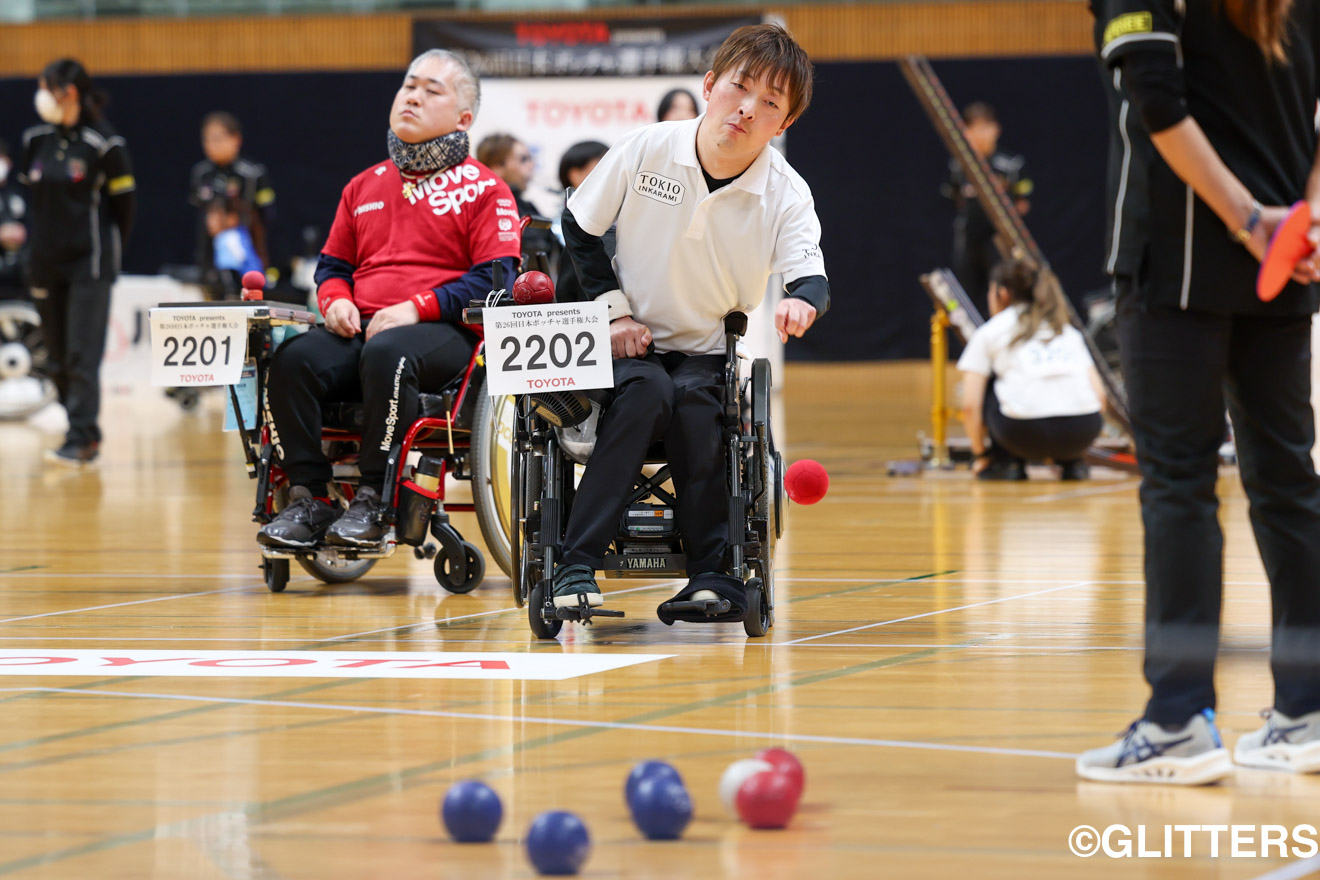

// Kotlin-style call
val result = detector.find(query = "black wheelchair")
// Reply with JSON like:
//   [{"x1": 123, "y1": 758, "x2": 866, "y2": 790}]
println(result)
[{"x1": 488, "y1": 306, "x2": 785, "y2": 640}]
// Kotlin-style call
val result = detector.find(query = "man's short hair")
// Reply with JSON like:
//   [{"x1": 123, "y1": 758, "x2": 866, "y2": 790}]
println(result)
[
  {"x1": 558, "y1": 140, "x2": 609, "y2": 190},
  {"x1": 709, "y1": 23, "x2": 814, "y2": 122},
  {"x1": 477, "y1": 133, "x2": 519, "y2": 169},
  {"x1": 962, "y1": 102, "x2": 998, "y2": 126},
  {"x1": 202, "y1": 111, "x2": 241, "y2": 136},
  {"x1": 407, "y1": 49, "x2": 481, "y2": 119}
]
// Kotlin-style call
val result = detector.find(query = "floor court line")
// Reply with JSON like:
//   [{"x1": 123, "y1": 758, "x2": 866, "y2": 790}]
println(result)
[
  {"x1": 0, "y1": 687, "x2": 1077, "y2": 761},
  {"x1": 778, "y1": 581, "x2": 1097, "y2": 646},
  {"x1": 310, "y1": 580, "x2": 682, "y2": 643},
  {"x1": 0, "y1": 584, "x2": 261, "y2": 625},
  {"x1": 1248, "y1": 856, "x2": 1320, "y2": 880},
  {"x1": 1024, "y1": 480, "x2": 1141, "y2": 504}
]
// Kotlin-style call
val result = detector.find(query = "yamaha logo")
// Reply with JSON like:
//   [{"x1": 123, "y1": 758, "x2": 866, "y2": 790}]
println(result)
[{"x1": 626, "y1": 556, "x2": 667, "y2": 570}]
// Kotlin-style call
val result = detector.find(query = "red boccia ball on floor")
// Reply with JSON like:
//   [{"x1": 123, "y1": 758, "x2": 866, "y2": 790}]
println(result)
[
  {"x1": 785, "y1": 459, "x2": 829, "y2": 505},
  {"x1": 755, "y1": 748, "x2": 805, "y2": 800},
  {"x1": 735, "y1": 770, "x2": 800, "y2": 829}
]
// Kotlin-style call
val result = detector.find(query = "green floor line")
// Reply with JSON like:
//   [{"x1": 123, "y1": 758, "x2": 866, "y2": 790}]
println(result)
[{"x1": 783, "y1": 569, "x2": 959, "y2": 605}]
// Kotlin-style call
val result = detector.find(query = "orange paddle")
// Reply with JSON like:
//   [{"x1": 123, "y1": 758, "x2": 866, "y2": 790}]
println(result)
[{"x1": 1257, "y1": 200, "x2": 1315, "y2": 302}]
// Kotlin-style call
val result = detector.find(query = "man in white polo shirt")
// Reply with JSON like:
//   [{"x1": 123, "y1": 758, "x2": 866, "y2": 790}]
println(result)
[{"x1": 554, "y1": 23, "x2": 830, "y2": 622}]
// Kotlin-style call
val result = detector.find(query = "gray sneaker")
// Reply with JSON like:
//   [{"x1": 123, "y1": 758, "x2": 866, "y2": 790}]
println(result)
[
  {"x1": 1235, "y1": 709, "x2": 1320, "y2": 774},
  {"x1": 1076, "y1": 709, "x2": 1233, "y2": 785},
  {"x1": 552, "y1": 563, "x2": 603, "y2": 609}
]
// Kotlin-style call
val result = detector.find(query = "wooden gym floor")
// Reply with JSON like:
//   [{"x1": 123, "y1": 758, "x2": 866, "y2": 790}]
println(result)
[{"x1": 0, "y1": 361, "x2": 1315, "y2": 880}]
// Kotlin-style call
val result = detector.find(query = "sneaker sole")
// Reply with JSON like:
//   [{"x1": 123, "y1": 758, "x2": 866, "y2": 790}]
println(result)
[
  {"x1": 326, "y1": 534, "x2": 387, "y2": 548},
  {"x1": 257, "y1": 533, "x2": 321, "y2": 549},
  {"x1": 553, "y1": 592, "x2": 604, "y2": 609},
  {"x1": 1076, "y1": 747, "x2": 1233, "y2": 785},
  {"x1": 1234, "y1": 740, "x2": 1320, "y2": 774},
  {"x1": 45, "y1": 451, "x2": 97, "y2": 468}
]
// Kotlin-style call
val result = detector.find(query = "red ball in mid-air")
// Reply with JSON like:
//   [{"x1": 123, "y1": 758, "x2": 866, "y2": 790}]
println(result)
[
  {"x1": 735, "y1": 770, "x2": 799, "y2": 829},
  {"x1": 512, "y1": 271, "x2": 555, "y2": 305},
  {"x1": 785, "y1": 459, "x2": 829, "y2": 505},
  {"x1": 756, "y1": 748, "x2": 805, "y2": 799},
  {"x1": 240, "y1": 270, "x2": 266, "y2": 301}
]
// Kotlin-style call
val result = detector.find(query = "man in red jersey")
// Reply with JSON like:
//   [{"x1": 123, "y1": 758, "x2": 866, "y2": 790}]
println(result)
[{"x1": 258, "y1": 49, "x2": 521, "y2": 549}]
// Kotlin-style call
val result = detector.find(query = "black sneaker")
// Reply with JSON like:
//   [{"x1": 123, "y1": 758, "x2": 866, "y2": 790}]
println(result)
[
  {"x1": 258, "y1": 486, "x2": 339, "y2": 548},
  {"x1": 326, "y1": 485, "x2": 388, "y2": 546},
  {"x1": 977, "y1": 456, "x2": 1027, "y2": 481},
  {"x1": 46, "y1": 441, "x2": 99, "y2": 467},
  {"x1": 1060, "y1": 460, "x2": 1090, "y2": 481},
  {"x1": 552, "y1": 563, "x2": 603, "y2": 609}
]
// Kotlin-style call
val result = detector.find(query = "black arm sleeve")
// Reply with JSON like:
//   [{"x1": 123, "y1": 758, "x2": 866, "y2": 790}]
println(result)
[
  {"x1": 313, "y1": 252, "x2": 357, "y2": 289},
  {"x1": 786, "y1": 275, "x2": 830, "y2": 316},
  {"x1": 1119, "y1": 48, "x2": 1188, "y2": 133},
  {"x1": 562, "y1": 204, "x2": 622, "y2": 301},
  {"x1": 109, "y1": 192, "x2": 136, "y2": 243},
  {"x1": 432, "y1": 257, "x2": 518, "y2": 322},
  {"x1": 103, "y1": 143, "x2": 136, "y2": 243}
]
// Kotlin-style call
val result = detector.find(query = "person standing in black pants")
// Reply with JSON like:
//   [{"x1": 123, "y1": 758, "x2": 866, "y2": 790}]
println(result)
[
  {"x1": 19, "y1": 58, "x2": 135, "y2": 466},
  {"x1": 1079, "y1": 0, "x2": 1320, "y2": 785}
]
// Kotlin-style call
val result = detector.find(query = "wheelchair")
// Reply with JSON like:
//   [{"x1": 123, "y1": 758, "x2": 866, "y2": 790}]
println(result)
[
  {"x1": 496, "y1": 309, "x2": 785, "y2": 639},
  {"x1": 239, "y1": 310, "x2": 517, "y2": 596},
  {"x1": 0, "y1": 298, "x2": 58, "y2": 420}
]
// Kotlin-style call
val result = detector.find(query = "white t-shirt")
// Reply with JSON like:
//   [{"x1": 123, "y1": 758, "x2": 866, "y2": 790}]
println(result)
[
  {"x1": 567, "y1": 116, "x2": 826, "y2": 356},
  {"x1": 957, "y1": 304, "x2": 1102, "y2": 420}
]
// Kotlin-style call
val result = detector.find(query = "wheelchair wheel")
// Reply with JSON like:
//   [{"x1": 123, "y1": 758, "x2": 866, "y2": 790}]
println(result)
[
  {"x1": 528, "y1": 579, "x2": 562, "y2": 639},
  {"x1": 434, "y1": 540, "x2": 485, "y2": 593},
  {"x1": 264, "y1": 558, "x2": 289, "y2": 593},
  {"x1": 273, "y1": 485, "x2": 377, "y2": 584},
  {"x1": 472, "y1": 385, "x2": 518, "y2": 579},
  {"x1": 0, "y1": 301, "x2": 58, "y2": 421},
  {"x1": 743, "y1": 576, "x2": 770, "y2": 638}
]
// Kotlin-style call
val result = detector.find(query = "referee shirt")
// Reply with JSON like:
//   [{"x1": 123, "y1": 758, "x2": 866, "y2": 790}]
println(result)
[
  {"x1": 189, "y1": 156, "x2": 275, "y2": 261},
  {"x1": 1100, "y1": 0, "x2": 1320, "y2": 314},
  {"x1": 567, "y1": 116, "x2": 827, "y2": 356},
  {"x1": 18, "y1": 119, "x2": 135, "y2": 285}
]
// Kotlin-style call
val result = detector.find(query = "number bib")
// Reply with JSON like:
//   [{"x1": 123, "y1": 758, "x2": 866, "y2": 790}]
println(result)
[
  {"x1": 149, "y1": 307, "x2": 248, "y2": 387},
  {"x1": 484, "y1": 301, "x2": 614, "y2": 396}
]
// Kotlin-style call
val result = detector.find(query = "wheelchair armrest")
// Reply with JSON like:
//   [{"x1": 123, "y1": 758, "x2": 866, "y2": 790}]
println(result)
[{"x1": 724, "y1": 312, "x2": 748, "y2": 338}]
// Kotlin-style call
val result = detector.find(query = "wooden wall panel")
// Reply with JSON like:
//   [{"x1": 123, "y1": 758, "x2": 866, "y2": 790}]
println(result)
[{"x1": 0, "y1": 3, "x2": 1093, "y2": 79}]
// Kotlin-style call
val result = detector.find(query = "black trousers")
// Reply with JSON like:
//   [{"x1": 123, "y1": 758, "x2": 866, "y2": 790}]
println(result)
[
  {"x1": 265, "y1": 324, "x2": 476, "y2": 492},
  {"x1": 561, "y1": 352, "x2": 728, "y2": 576},
  {"x1": 953, "y1": 228, "x2": 996, "y2": 318},
  {"x1": 1117, "y1": 287, "x2": 1320, "y2": 724},
  {"x1": 32, "y1": 278, "x2": 112, "y2": 446},
  {"x1": 983, "y1": 382, "x2": 1102, "y2": 463}
]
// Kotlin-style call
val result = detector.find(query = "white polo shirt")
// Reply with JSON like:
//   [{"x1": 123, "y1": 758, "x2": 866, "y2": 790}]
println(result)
[
  {"x1": 567, "y1": 115, "x2": 826, "y2": 356},
  {"x1": 957, "y1": 304, "x2": 1103, "y2": 420}
]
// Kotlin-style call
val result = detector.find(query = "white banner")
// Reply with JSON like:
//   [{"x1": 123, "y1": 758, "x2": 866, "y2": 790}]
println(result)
[
  {"x1": 0, "y1": 649, "x2": 671, "y2": 681},
  {"x1": 484, "y1": 300, "x2": 613, "y2": 396},
  {"x1": 149, "y1": 307, "x2": 248, "y2": 387}
]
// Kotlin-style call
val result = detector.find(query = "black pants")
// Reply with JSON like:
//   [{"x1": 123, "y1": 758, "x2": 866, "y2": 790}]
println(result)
[
  {"x1": 32, "y1": 278, "x2": 112, "y2": 446},
  {"x1": 1117, "y1": 288, "x2": 1320, "y2": 724},
  {"x1": 983, "y1": 382, "x2": 1102, "y2": 463},
  {"x1": 561, "y1": 352, "x2": 728, "y2": 576},
  {"x1": 265, "y1": 324, "x2": 476, "y2": 492},
  {"x1": 953, "y1": 229, "x2": 996, "y2": 318}
]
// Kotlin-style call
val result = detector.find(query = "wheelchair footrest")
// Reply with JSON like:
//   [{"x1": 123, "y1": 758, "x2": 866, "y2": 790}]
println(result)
[
  {"x1": 662, "y1": 598, "x2": 732, "y2": 618},
  {"x1": 550, "y1": 592, "x2": 626, "y2": 623}
]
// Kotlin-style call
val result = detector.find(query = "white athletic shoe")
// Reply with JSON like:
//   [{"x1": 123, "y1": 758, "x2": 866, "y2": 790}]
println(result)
[
  {"x1": 1076, "y1": 709, "x2": 1233, "y2": 785},
  {"x1": 1235, "y1": 709, "x2": 1320, "y2": 774}
]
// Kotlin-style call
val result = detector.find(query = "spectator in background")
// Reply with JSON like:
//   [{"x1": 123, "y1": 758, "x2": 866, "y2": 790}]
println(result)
[
  {"x1": 942, "y1": 102, "x2": 1032, "y2": 317},
  {"x1": 207, "y1": 195, "x2": 263, "y2": 281},
  {"x1": 657, "y1": 88, "x2": 700, "y2": 122},
  {"x1": 554, "y1": 140, "x2": 610, "y2": 303},
  {"x1": 0, "y1": 139, "x2": 29, "y2": 300},
  {"x1": 189, "y1": 112, "x2": 275, "y2": 296},
  {"x1": 958, "y1": 257, "x2": 1104, "y2": 482},
  {"x1": 20, "y1": 58, "x2": 135, "y2": 467},
  {"x1": 477, "y1": 132, "x2": 557, "y2": 271}
]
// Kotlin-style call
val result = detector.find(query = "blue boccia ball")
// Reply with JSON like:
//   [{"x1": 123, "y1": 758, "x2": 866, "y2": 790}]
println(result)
[
  {"x1": 526, "y1": 811, "x2": 591, "y2": 876},
  {"x1": 629, "y1": 776, "x2": 693, "y2": 840},
  {"x1": 441, "y1": 780, "x2": 503, "y2": 843},
  {"x1": 624, "y1": 760, "x2": 683, "y2": 808}
]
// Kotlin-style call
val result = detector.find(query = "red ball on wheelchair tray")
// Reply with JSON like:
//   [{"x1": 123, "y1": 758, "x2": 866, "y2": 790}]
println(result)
[
  {"x1": 512, "y1": 271, "x2": 555, "y2": 305},
  {"x1": 785, "y1": 459, "x2": 829, "y2": 505},
  {"x1": 241, "y1": 270, "x2": 267, "y2": 301}
]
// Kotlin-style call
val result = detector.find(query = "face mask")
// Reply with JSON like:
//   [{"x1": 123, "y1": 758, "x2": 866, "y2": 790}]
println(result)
[
  {"x1": 34, "y1": 89, "x2": 63, "y2": 125},
  {"x1": 387, "y1": 129, "x2": 469, "y2": 174}
]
